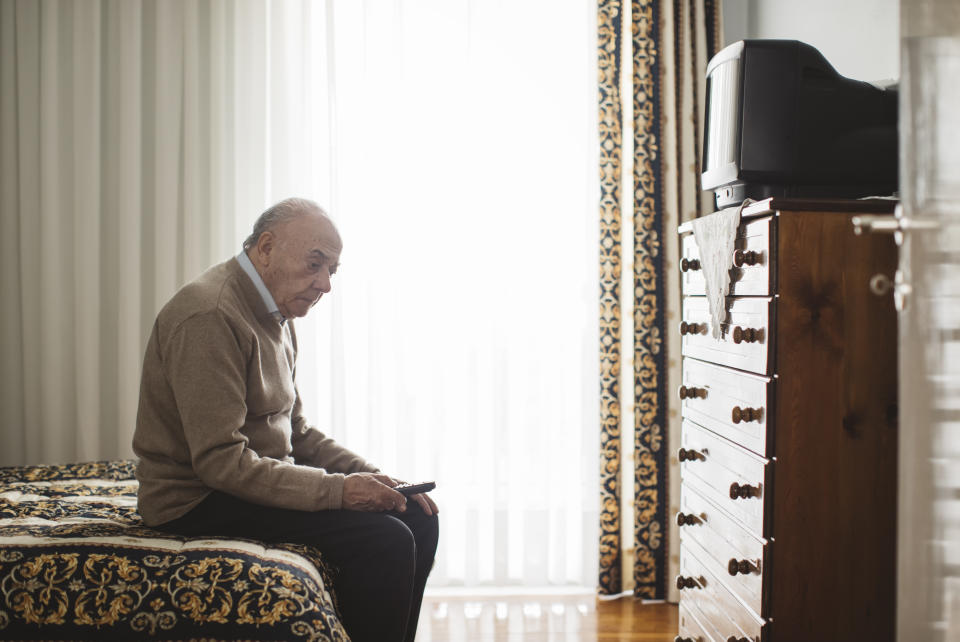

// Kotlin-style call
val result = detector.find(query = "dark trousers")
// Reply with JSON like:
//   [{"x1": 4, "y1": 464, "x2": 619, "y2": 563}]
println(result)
[{"x1": 156, "y1": 490, "x2": 439, "y2": 642}]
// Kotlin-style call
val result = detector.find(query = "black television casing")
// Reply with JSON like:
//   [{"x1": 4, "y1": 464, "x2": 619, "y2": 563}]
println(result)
[{"x1": 701, "y1": 39, "x2": 898, "y2": 210}]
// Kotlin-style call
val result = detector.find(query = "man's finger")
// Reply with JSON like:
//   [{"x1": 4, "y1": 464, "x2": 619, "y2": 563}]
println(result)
[
  {"x1": 374, "y1": 474, "x2": 398, "y2": 487},
  {"x1": 412, "y1": 494, "x2": 432, "y2": 516},
  {"x1": 387, "y1": 488, "x2": 407, "y2": 512},
  {"x1": 413, "y1": 493, "x2": 438, "y2": 516}
]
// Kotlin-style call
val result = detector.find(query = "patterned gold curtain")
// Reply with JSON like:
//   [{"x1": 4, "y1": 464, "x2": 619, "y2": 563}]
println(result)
[{"x1": 598, "y1": 0, "x2": 722, "y2": 599}]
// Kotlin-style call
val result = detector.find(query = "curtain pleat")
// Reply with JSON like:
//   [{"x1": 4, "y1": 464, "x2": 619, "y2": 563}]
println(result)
[
  {"x1": 598, "y1": 0, "x2": 722, "y2": 600},
  {"x1": 232, "y1": 0, "x2": 267, "y2": 233},
  {"x1": 0, "y1": 0, "x2": 29, "y2": 462},
  {"x1": 16, "y1": 0, "x2": 42, "y2": 462},
  {"x1": 181, "y1": 0, "x2": 208, "y2": 282},
  {"x1": 704, "y1": 0, "x2": 723, "y2": 74},
  {"x1": 71, "y1": 0, "x2": 102, "y2": 460},
  {"x1": 113, "y1": 0, "x2": 144, "y2": 455},
  {"x1": 38, "y1": 0, "x2": 73, "y2": 460},
  {"x1": 153, "y1": 0, "x2": 183, "y2": 299},
  {"x1": 207, "y1": 0, "x2": 235, "y2": 254}
]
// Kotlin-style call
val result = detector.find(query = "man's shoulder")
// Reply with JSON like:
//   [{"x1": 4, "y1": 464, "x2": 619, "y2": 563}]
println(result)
[{"x1": 156, "y1": 259, "x2": 252, "y2": 336}]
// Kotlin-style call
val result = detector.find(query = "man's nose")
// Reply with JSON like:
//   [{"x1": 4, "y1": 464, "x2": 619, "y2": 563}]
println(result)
[{"x1": 314, "y1": 269, "x2": 332, "y2": 293}]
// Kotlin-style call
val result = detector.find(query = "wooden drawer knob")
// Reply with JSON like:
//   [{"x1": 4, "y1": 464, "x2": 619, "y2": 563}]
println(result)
[
  {"x1": 732, "y1": 249, "x2": 760, "y2": 267},
  {"x1": 676, "y1": 512, "x2": 701, "y2": 527},
  {"x1": 679, "y1": 385, "x2": 706, "y2": 400},
  {"x1": 732, "y1": 326, "x2": 761, "y2": 344},
  {"x1": 731, "y1": 406, "x2": 763, "y2": 423},
  {"x1": 680, "y1": 321, "x2": 704, "y2": 336},
  {"x1": 727, "y1": 558, "x2": 757, "y2": 576},
  {"x1": 675, "y1": 575, "x2": 701, "y2": 590},
  {"x1": 729, "y1": 482, "x2": 760, "y2": 500},
  {"x1": 678, "y1": 448, "x2": 704, "y2": 462},
  {"x1": 681, "y1": 258, "x2": 701, "y2": 272},
  {"x1": 726, "y1": 637, "x2": 751, "y2": 642}
]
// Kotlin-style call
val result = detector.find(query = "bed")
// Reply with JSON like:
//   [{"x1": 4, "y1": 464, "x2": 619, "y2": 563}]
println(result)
[{"x1": 0, "y1": 460, "x2": 350, "y2": 641}]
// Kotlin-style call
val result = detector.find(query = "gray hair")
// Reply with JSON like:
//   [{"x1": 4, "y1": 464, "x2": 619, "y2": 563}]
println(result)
[{"x1": 243, "y1": 197, "x2": 327, "y2": 251}]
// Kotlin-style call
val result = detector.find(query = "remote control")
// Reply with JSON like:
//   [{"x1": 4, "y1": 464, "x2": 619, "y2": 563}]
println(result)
[{"x1": 395, "y1": 481, "x2": 436, "y2": 496}]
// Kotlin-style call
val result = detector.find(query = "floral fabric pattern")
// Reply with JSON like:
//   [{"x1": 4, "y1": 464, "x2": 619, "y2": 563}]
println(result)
[
  {"x1": 597, "y1": 0, "x2": 626, "y2": 597},
  {"x1": 0, "y1": 460, "x2": 348, "y2": 641},
  {"x1": 597, "y1": 0, "x2": 722, "y2": 599}
]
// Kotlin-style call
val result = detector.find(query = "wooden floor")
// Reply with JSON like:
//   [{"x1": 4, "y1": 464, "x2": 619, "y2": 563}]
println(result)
[{"x1": 416, "y1": 593, "x2": 678, "y2": 641}]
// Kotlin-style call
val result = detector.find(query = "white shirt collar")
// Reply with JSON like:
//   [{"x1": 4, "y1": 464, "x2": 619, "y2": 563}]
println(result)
[{"x1": 236, "y1": 250, "x2": 284, "y2": 323}]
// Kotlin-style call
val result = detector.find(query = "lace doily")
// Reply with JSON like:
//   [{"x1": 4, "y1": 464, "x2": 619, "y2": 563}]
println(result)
[{"x1": 690, "y1": 199, "x2": 754, "y2": 339}]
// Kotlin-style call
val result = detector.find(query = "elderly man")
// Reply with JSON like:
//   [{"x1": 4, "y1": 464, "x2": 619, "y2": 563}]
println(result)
[{"x1": 133, "y1": 198, "x2": 438, "y2": 642}]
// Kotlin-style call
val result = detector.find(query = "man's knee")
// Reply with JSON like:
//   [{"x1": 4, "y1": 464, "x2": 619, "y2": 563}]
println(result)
[
  {"x1": 380, "y1": 515, "x2": 416, "y2": 553},
  {"x1": 402, "y1": 504, "x2": 439, "y2": 553},
  {"x1": 419, "y1": 513, "x2": 439, "y2": 551},
  {"x1": 359, "y1": 515, "x2": 415, "y2": 573},
  {"x1": 327, "y1": 515, "x2": 415, "y2": 590}
]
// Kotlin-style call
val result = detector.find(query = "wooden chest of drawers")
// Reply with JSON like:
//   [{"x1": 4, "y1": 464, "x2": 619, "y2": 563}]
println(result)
[{"x1": 675, "y1": 199, "x2": 898, "y2": 642}]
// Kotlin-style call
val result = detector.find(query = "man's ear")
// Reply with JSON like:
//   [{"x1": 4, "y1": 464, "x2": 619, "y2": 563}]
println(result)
[{"x1": 256, "y1": 231, "x2": 275, "y2": 266}]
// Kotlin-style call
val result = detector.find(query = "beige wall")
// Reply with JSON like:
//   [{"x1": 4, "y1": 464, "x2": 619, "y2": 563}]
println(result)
[{"x1": 723, "y1": 0, "x2": 900, "y2": 82}]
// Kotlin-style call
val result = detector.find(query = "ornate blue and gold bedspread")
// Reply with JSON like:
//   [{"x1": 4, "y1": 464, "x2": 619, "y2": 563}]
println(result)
[{"x1": 0, "y1": 460, "x2": 349, "y2": 641}]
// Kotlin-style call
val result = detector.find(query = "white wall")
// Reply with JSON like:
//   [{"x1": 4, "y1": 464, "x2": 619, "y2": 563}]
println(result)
[
  {"x1": 722, "y1": 0, "x2": 750, "y2": 49},
  {"x1": 723, "y1": 0, "x2": 899, "y2": 82}
]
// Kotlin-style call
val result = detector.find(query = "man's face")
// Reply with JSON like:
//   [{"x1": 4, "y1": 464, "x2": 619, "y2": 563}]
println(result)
[{"x1": 255, "y1": 212, "x2": 342, "y2": 319}]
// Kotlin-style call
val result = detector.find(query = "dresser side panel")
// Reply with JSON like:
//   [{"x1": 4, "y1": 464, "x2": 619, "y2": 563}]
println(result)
[{"x1": 771, "y1": 210, "x2": 898, "y2": 642}]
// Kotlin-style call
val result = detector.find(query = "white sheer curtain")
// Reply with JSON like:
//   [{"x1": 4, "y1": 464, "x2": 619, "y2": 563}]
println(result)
[
  {"x1": 1, "y1": 0, "x2": 246, "y2": 464},
  {"x1": 1, "y1": 0, "x2": 599, "y2": 589},
  {"x1": 316, "y1": 1, "x2": 600, "y2": 589}
]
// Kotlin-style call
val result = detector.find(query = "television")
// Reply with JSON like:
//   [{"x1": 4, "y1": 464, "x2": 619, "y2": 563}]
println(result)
[{"x1": 701, "y1": 39, "x2": 898, "y2": 210}]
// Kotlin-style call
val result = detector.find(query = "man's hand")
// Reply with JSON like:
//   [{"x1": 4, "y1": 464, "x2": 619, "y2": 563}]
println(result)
[
  {"x1": 391, "y1": 478, "x2": 439, "y2": 517},
  {"x1": 342, "y1": 473, "x2": 407, "y2": 512},
  {"x1": 406, "y1": 489, "x2": 439, "y2": 517}
]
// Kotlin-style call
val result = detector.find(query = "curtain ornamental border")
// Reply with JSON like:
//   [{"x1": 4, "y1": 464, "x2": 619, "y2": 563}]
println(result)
[{"x1": 597, "y1": 0, "x2": 625, "y2": 596}]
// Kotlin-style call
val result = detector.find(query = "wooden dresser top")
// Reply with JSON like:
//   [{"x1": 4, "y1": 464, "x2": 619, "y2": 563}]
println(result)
[{"x1": 678, "y1": 197, "x2": 899, "y2": 234}]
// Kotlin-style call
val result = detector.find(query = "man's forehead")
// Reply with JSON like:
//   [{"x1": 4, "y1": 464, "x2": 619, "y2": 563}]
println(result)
[{"x1": 281, "y1": 214, "x2": 341, "y2": 254}]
